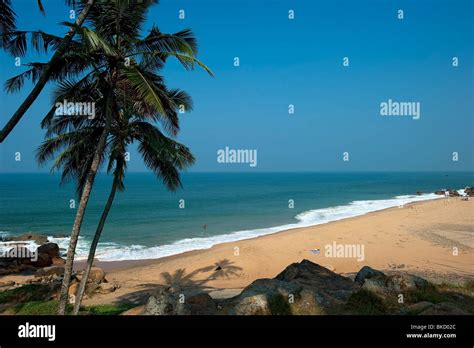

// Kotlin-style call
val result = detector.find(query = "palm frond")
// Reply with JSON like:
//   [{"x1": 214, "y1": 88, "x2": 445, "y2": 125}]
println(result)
[
  {"x1": 37, "y1": 0, "x2": 45, "y2": 16},
  {"x1": 0, "y1": 0, "x2": 16, "y2": 48},
  {"x1": 134, "y1": 122, "x2": 195, "y2": 191}
]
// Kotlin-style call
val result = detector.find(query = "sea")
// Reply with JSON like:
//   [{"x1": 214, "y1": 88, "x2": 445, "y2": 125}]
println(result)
[{"x1": 0, "y1": 172, "x2": 472, "y2": 261}]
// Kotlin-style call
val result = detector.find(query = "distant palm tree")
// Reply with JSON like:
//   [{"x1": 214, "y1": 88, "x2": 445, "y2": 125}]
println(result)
[
  {"x1": 33, "y1": 0, "x2": 211, "y2": 314},
  {"x1": 0, "y1": 0, "x2": 95, "y2": 142}
]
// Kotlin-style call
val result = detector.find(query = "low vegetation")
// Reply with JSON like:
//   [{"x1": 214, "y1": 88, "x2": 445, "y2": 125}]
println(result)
[
  {"x1": 12, "y1": 300, "x2": 134, "y2": 315},
  {"x1": 342, "y1": 280, "x2": 474, "y2": 315}
]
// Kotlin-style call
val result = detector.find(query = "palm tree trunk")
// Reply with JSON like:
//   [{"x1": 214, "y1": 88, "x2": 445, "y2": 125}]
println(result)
[
  {"x1": 72, "y1": 175, "x2": 119, "y2": 314},
  {"x1": 0, "y1": 0, "x2": 94, "y2": 143},
  {"x1": 57, "y1": 126, "x2": 107, "y2": 315}
]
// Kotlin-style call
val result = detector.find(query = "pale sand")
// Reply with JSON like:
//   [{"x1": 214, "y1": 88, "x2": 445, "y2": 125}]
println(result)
[{"x1": 77, "y1": 197, "x2": 474, "y2": 306}]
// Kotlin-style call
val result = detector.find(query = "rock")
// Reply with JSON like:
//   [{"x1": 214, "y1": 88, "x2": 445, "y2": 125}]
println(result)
[
  {"x1": 4, "y1": 233, "x2": 48, "y2": 244},
  {"x1": 354, "y1": 266, "x2": 386, "y2": 285},
  {"x1": 68, "y1": 283, "x2": 79, "y2": 297},
  {"x1": 436, "y1": 189, "x2": 460, "y2": 197},
  {"x1": 355, "y1": 266, "x2": 430, "y2": 294},
  {"x1": 30, "y1": 252, "x2": 52, "y2": 268},
  {"x1": 385, "y1": 273, "x2": 430, "y2": 292},
  {"x1": 186, "y1": 293, "x2": 217, "y2": 315},
  {"x1": 88, "y1": 267, "x2": 106, "y2": 284},
  {"x1": 85, "y1": 281, "x2": 100, "y2": 296},
  {"x1": 34, "y1": 266, "x2": 64, "y2": 278},
  {"x1": 420, "y1": 302, "x2": 469, "y2": 315},
  {"x1": 225, "y1": 260, "x2": 358, "y2": 315},
  {"x1": 361, "y1": 277, "x2": 391, "y2": 296},
  {"x1": 275, "y1": 259, "x2": 358, "y2": 303},
  {"x1": 143, "y1": 287, "x2": 191, "y2": 315},
  {"x1": 37, "y1": 243, "x2": 60, "y2": 259},
  {"x1": 416, "y1": 191, "x2": 423, "y2": 195},
  {"x1": 97, "y1": 282, "x2": 120, "y2": 294},
  {"x1": 449, "y1": 190, "x2": 460, "y2": 197},
  {"x1": 230, "y1": 293, "x2": 272, "y2": 315},
  {"x1": 68, "y1": 268, "x2": 109, "y2": 297},
  {"x1": 142, "y1": 287, "x2": 216, "y2": 315},
  {"x1": 228, "y1": 279, "x2": 300, "y2": 315},
  {"x1": 52, "y1": 257, "x2": 66, "y2": 265},
  {"x1": 0, "y1": 243, "x2": 63, "y2": 275},
  {"x1": 464, "y1": 187, "x2": 474, "y2": 196},
  {"x1": 399, "y1": 301, "x2": 434, "y2": 315},
  {"x1": 0, "y1": 262, "x2": 36, "y2": 276}
]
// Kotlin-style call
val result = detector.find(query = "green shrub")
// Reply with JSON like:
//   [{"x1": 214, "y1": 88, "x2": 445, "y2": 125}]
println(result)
[{"x1": 345, "y1": 289, "x2": 388, "y2": 315}]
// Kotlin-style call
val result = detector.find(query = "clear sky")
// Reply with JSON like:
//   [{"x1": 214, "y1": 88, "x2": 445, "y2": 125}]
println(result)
[{"x1": 0, "y1": 0, "x2": 473, "y2": 173}]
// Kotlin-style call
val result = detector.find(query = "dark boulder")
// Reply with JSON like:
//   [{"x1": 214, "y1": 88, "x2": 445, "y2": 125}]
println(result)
[
  {"x1": 30, "y1": 252, "x2": 53, "y2": 268},
  {"x1": 354, "y1": 266, "x2": 386, "y2": 285},
  {"x1": 37, "y1": 243, "x2": 60, "y2": 259}
]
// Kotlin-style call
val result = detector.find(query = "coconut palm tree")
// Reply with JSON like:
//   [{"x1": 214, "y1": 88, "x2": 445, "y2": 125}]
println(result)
[
  {"x1": 30, "y1": 0, "x2": 211, "y2": 314},
  {"x1": 0, "y1": 0, "x2": 95, "y2": 142},
  {"x1": 40, "y1": 84, "x2": 196, "y2": 313}
]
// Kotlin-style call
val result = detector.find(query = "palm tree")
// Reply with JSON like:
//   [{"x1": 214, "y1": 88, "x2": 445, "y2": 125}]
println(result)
[
  {"x1": 42, "y1": 93, "x2": 195, "y2": 314},
  {"x1": 0, "y1": 0, "x2": 95, "y2": 142},
  {"x1": 38, "y1": 69, "x2": 197, "y2": 314},
  {"x1": 31, "y1": 0, "x2": 211, "y2": 314}
]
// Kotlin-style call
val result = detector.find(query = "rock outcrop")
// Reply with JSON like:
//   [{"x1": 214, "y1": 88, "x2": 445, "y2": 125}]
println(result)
[
  {"x1": 354, "y1": 266, "x2": 430, "y2": 295},
  {"x1": 223, "y1": 259, "x2": 359, "y2": 315},
  {"x1": 143, "y1": 287, "x2": 216, "y2": 315},
  {"x1": 0, "y1": 239, "x2": 64, "y2": 275}
]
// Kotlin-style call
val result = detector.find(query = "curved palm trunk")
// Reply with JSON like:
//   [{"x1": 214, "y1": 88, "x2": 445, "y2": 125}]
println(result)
[
  {"x1": 0, "y1": 0, "x2": 94, "y2": 143},
  {"x1": 72, "y1": 175, "x2": 119, "y2": 314},
  {"x1": 57, "y1": 127, "x2": 107, "y2": 315}
]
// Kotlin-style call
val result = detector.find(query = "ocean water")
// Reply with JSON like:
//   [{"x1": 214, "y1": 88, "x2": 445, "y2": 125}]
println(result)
[{"x1": 0, "y1": 172, "x2": 472, "y2": 261}]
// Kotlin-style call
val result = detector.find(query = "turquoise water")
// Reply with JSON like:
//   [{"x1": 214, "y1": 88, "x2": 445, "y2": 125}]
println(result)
[{"x1": 0, "y1": 172, "x2": 472, "y2": 260}]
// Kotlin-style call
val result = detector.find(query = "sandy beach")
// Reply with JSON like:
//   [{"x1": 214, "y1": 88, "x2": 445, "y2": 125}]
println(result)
[{"x1": 77, "y1": 197, "x2": 473, "y2": 306}]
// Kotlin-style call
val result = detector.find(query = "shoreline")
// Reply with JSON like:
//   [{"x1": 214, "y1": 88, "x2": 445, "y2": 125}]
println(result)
[
  {"x1": 71, "y1": 191, "x2": 446, "y2": 265},
  {"x1": 78, "y1": 197, "x2": 443, "y2": 271}
]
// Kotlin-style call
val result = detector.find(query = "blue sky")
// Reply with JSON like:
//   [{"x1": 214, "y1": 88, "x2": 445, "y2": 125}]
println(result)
[{"x1": 0, "y1": 0, "x2": 473, "y2": 172}]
